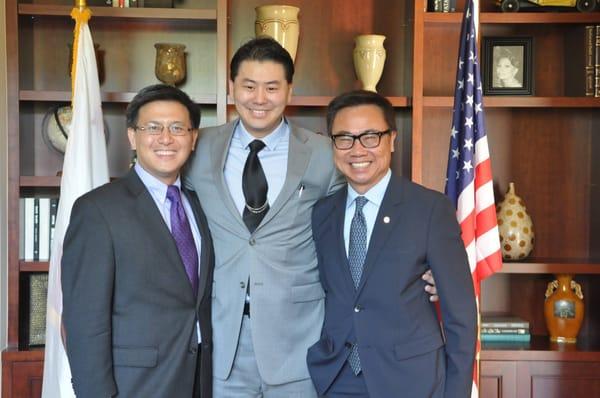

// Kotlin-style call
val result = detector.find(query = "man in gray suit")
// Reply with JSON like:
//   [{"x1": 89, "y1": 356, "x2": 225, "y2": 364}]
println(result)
[
  {"x1": 62, "y1": 85, "x2": 214, "y2": 397},
  {"x1": 186, "y1": 38, "x2": 437, "y2": 397}
]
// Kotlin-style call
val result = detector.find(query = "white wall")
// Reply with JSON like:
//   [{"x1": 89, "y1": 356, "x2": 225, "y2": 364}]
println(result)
[{"x1": 1, "y1": 0, "x2": 9, "y2": 392}]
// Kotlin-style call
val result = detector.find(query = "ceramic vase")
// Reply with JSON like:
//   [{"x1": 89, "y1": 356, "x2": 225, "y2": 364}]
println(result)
[
  {"x1": 353, "y1": 34, "x2": 386, "y2": 92},
  {"x1": 255, "y1": 5, "x2": 300, "y2": 61},
  {"x1": 544, "y1": 274, "x2": 584, "y2": 343},
  {"x1": 496, "y1": 182, "x2": 534, "y2": 260},
  {"x1": 154, "y1": 43, "x2": 186, "y2": 86}
]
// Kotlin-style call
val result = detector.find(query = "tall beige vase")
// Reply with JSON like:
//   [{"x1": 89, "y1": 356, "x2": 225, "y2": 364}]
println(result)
[
  {"x1": 497, "y1": 182, "x2": 535, "y2": 260},
  {"x1": 255, "y1": 5, "x2": 300, "y2": 61},
  {"x1": 353, "y1": 34, "x2": 386, "y2": 92}
]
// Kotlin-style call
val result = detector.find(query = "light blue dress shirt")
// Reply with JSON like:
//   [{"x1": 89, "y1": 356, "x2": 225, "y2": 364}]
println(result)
[
  {"x1": 134, "y1": 163, "x2": 202, "y2": 342},
  {"x1": 223, "y1": 118, "x2": 290, "y2": 216},
  {"x1": 344, "y1": 169, "x2": 392, "y2": 255}
]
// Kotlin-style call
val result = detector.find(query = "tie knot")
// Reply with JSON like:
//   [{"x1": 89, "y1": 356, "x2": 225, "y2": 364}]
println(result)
[
  {"x1": 248, "y1": 139, "x2": 266, "y2": 153},
  {"x1": 166, "y1": 185, "x2": 182, "y2": 205},
  {"x1": 355, "y1": 196, "x2": 368, "y2": 211}
]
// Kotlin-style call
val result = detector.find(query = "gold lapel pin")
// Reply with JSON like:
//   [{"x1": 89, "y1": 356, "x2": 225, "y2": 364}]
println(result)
[{"x1": 383, "y1": 216, "x2": 390, "y2": 224}]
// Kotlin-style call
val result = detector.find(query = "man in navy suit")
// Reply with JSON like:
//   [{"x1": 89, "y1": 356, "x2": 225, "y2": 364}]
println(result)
[{"x1": 307, "y1": 90, "x2": 477, "y2": 397}]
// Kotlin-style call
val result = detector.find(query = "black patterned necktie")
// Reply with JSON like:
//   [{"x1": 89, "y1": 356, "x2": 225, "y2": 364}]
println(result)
[
  {"x1": 347, "y1": 195, "x2": 368, "y2": 375},
  {"x1": 242, "y1": 140, "x2": 269, "y2": 233},
  {"x1": 166, "y1": 185, "x2": 199, "y2": 296}
]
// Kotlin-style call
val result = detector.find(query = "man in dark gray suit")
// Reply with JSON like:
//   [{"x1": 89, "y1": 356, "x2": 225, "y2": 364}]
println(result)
[
  {"x1": 185, "y1": 38, "x2": 438, "y2": 398},
  {"x1": 62, "y1": 84, "x2": 214, "y2": 397},
  {"x1": 308, "y1": 90, "x2": 477, "y2": 397}
]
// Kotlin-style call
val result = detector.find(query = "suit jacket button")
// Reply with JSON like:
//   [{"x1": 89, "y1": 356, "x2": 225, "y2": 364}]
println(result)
[
  {"x1": 249, "y1": 238, "x2": 256, "y2": 246},
  {"x1": 189, "y1": 346, "x2": 198, "y2": 354},
  {"x1": 345, "y1": 342, "x2": 352, "y2": 348},
  {"x1": 240, "y1": 281, "x2": 246, "y2": 289},
  {"x1": 354, "y1": 305, "x2": 362, "y2": 313}
]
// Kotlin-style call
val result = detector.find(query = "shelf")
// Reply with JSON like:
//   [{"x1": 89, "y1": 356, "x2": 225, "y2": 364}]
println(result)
[
  {"x1": 227, "y1": 96, "x2": 411, "y2": 108},
  {"x1": 499, "y1": 261, "x2": 600, "y2": 274},
  {"x1": 20, "y1": 176, "x2": 61, "y2": 187},
  {"x1": 423, "y1": 96, "x2": 600, "y2": 108},
  {"x1": 18, "y1": 4, "x2": 217, "y2": 21},
  {"x1": 19, "y1": 262, "x2": 49, "y2": 272},
  {"x1": 480, "y1": 12, "x2": 600, "y2": 24},
  {"x1": 20, "y1": 90, "x2": 217, "y2": 104},
  {"x1": 424, "y1": 12, "x2": 600, "y2": 25},
  {"x1": 482, "y1": 335, "x2": 600, "y2": 361}
]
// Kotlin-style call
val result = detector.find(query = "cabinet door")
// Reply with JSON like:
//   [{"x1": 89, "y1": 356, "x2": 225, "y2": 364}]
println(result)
[
  {"x1": 2, "y1": 358, "x2": 43, "y2": 398},
  {"x1": 481, "y1": 360, "x2": 517, "y2": 398},
  {"x1": 517, "y1": 361, "x2": 600, "y2": 398}
]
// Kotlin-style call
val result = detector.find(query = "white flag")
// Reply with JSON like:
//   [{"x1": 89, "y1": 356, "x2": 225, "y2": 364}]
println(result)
[{"x1": 42, "y1": 8, "x2": 109, "y2": 397}]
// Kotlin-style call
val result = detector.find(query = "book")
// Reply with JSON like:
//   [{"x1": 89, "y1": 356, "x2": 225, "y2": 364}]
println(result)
[
  {"x1": 19, "y1": 198, "x2": 25, "y2": 260},
  {"x1": 481, "y1": 333, "x2": 531, "y2": 342},
  {"x1": 49, "y1": 197, "x2": 59, "y2": 256},
  {"x1": 564, "y1": 25, "x2": 595, "y2": 97},
  {"x1": 24, "y1": 197, "x2": 35, "y2": 261},
  {"x1": 481, "y1": 327, "x2": 529, "y2": 335},
  {"x1": 38, "y1": 198, "x2": 51, "y2": 261},
  {"x1": 481, "y1": 315, "x2": 529, "y2": 329},
  {"x1": 33, "y1": 198, "x2": 40, "y2": 261},
  {"x1": 595, "y1": 25, "x2": 600, "y2": 97}
]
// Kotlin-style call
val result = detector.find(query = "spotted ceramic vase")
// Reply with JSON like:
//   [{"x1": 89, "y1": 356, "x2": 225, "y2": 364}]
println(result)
[{"x1": 497, "y1": 182, "x2": 534, "y2": 260}]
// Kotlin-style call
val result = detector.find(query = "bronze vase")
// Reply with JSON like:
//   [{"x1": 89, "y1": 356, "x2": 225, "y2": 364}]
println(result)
[
  {"x1": 544, "y1": 274, "x2": 584, "y2": 343},
  {"x1": 154, "y1": 43, "x2": 186, "y2": 86}
]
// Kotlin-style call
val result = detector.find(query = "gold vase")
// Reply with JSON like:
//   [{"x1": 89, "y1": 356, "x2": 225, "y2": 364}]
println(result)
[
  {"x1": 496, "y1": 182, "x2": 534, "y2": 261},
  {"x1": 353, "y1": 35, "x2": 386, "y2": 92},
  {"x1": 255, "y1": 5, "x2": 300, "y2": 61},
  {"x1": 154, "y1": 43, "x2": 186, "y2": 86},
  {"x1": 544, "y1": 274, "x2": 584, "y2": 343}
]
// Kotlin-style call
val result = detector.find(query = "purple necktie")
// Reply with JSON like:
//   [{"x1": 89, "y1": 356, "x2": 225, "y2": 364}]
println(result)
[{"x1": 167, "y1": 185, "x2": 199, "y2": 296}]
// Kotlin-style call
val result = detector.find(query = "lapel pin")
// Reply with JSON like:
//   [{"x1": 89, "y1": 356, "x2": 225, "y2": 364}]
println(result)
[{"x1": 383, "y1": 216, "x2": 390, "y2": 224}]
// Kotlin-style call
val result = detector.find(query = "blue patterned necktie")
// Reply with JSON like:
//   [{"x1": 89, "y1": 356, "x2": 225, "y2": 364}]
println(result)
[
  {"x1": 347, "y1": 195, "x2": 368, "y2": 375},
  {"x1": 167, "y1": 185, "x2": 199, "y2": 296}
]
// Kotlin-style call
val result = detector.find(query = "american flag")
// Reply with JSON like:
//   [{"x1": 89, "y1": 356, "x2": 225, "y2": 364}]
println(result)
[{"x1": 444, "y1": 1, "x2": 503, "y2": 397}]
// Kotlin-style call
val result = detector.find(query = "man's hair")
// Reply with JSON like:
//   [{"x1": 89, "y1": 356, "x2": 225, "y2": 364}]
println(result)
[
  {"x1": 230, "y1": 37, "x2": 294, "y2": 83},
  {"x1": 125, "y1": 84, "x2": 201, "y2": 129},
  {"x1": 326, "y1": 90, "x2": 397, "y2": 135}
]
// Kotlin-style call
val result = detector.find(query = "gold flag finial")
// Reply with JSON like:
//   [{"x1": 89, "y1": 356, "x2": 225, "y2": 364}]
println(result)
[{"x1": 76, "y1": 0, "x2": 87, "y2": 9}]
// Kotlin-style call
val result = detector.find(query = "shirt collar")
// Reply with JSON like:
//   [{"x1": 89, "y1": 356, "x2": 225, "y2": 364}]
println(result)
[
  {"x1": 346, "y1": 169, "x2": 392, "y2": 210},
  {"x1": 236, "y1": 117, "x2": 288, "y2": 151},
  {"x1": 134, "y1": 162, "x2": 181, "y2": 204}
]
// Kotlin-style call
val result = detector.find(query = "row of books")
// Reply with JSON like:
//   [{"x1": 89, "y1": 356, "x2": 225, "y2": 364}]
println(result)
[
  {"x1": 566, "y1": 25, "x2": 600, "y2": 97},
  {"x1": 428, "y1": 0, "x2": 457, "y2": 12},
  {"x1": 107, "y1": 0, "x2": 170, "y2": 7},
  {"x1": 19, "y1": 197, "x2": 59, "y2": 262},
  {"x1": 481, "y1": 315, "x2": 530, "y2": 343}
]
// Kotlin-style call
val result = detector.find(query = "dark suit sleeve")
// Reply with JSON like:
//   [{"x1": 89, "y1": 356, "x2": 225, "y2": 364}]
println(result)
[
  {"x1": 62, "y1": 197, "x2": 117, "y2": 398},
  {"x1": 426, "y1": 196, "x2": 477, "y2": 398}
]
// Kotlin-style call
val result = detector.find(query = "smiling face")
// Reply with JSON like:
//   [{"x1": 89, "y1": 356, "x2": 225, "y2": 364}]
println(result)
[
  {"x1": 496, "y1": 57, "x2": 518, "y2": 81},
  {"x1": 332, "y1": 104, "x2": 396, "y2": 194},
  {"x1": 127, "y1": 100, "x2": 198, "y2": 185},
  {"x1": 229, "y1": 60, "x2": 293, "y2": 138}
]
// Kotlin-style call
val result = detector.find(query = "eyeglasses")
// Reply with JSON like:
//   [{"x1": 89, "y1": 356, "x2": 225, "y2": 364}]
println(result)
[
  {"x1": 134, "y1": 122, "x2": 194, "y2": 136},
  {"x1": 331, "y1": 129, "x2": 392, "y2": 150}
]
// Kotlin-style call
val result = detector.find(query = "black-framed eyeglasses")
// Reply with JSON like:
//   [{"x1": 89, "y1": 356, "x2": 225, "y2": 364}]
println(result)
[
  {"x1": 134, "y1": 122, "x2": 194, "y2": 136},
  {"x1": 331, "y1": 129, "x2": 392, "y2": 150}
]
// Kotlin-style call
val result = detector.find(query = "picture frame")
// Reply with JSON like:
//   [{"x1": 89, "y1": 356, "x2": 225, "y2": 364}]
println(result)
[{"x1": 482, "y1": 36, "x2": 534, "y2": 96}]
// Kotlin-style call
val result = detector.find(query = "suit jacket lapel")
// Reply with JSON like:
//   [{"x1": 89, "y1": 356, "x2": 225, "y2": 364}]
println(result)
[
  {"x1": 257, "y1": 123, "x2": 311, "y2": 230},
  {"x1": 329, "y1": 186, "x2": 357, "y2": 291},
  {"x1": 125, "y1": 169, "x2": 195, "y2": 299},
  {"x1": 356, "y1": 176, "x2": 405, "y2": 296},
  {"x1": 210, "y1": 121, "x2": 248, "y2": 232}
]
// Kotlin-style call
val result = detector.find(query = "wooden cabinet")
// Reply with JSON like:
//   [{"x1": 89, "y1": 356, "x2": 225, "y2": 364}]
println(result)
[
  {"x1": 4, "y1": 0, "x2": 600, "y2": 396},
  {"x1": 413, "y1": 0, "x2": 600, "y2": 396}
]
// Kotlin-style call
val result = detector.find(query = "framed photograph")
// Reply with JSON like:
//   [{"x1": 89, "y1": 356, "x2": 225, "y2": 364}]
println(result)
[{"x1": 482, "y1": 37, "x2": 534, "y2": 96}]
